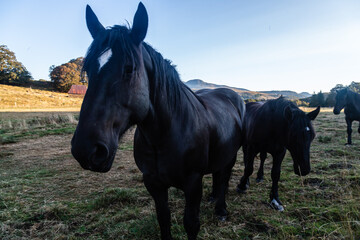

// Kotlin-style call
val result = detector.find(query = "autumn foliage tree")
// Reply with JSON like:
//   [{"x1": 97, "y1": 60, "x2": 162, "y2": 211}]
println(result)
[
  {"x1": 49, "y1": 57, "x2": 86, "y2": 92},
  {"x1": 0, "y1": 45, "x2": 32, "y2": 85}
]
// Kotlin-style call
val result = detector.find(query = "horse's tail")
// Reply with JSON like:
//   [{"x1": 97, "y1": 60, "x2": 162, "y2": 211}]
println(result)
[{"x1": 225, "y1": 91, "x2": 246, "y2": 145}]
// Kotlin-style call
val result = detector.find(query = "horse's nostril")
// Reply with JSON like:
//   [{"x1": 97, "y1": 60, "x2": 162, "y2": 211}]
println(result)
[{"x1": 92, "y1": 143, "x2": 109, "y2": 165}]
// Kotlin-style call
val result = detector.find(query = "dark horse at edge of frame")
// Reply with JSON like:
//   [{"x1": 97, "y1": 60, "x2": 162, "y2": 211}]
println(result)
[
  {"x1": 71, "y1": 3, "x2": 246, "y2": 240},
  {"x1": 333, "y1": 88, "x2": 360, "y2": 145},
  {"x1": 236, "y1": 97, "x2": 320, "y2": 211}
]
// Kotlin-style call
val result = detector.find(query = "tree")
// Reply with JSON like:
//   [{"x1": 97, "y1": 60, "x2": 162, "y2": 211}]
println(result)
[
  {"x1": 309, "y1": 91, "x2": 325, "y2": 107},
  {"x1": 317, "y1": 91, "x2": 325, "y2": 107},
  {"x1": 309, "y1": 93, "x2": 318, "y2": 107},
  {"x1": 0, "y1": 45, "x2": 32, "y2": 85},
  {"x1": 49, "y1": 57, "x2": 86, "y2": 92}
]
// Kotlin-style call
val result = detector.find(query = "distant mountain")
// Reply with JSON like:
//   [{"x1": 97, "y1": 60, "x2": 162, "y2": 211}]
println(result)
[
  {"x1": 184, "y1": 79, "x2": 311, "y2": 101},
  {"x1": 259, "y1": 90, "x2": 312, "y2": 100},
  {"x1": 185, "y1": 79, "x2": 249, "y2": 91}
]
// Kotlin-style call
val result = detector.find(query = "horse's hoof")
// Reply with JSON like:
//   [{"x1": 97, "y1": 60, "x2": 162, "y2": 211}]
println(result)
[
  {"x1": 217, "y1": 215, "x2": 227, "y2": 222},
  {"x1": 236, "y1": 185, "x2": 247, "y2": 194},
  {"x1": 256, "y1": 178, "x2": 264, "y2": 183},
  {"x1": 270, "y1": 199, "x2": 284, "y2": 212}
]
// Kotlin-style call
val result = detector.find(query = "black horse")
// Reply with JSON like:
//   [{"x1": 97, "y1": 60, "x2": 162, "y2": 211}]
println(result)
[
  {"x1": 333, "y1": 88, "x2": 360, "y2": 145},
  {"x1": 236, "y1": 98, "x2": 320, "y2": 211},
  {"x1": 71, "y1": 3, "x2": 245, "y2": 240}
]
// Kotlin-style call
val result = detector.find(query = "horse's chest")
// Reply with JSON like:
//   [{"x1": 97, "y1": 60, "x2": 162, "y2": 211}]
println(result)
[
  {"x1": 134, "y1": 143, "x2": 207, "y2": 185},
  {"x1": 345, "y1": 108, "x2": 360, "y2": 121}
]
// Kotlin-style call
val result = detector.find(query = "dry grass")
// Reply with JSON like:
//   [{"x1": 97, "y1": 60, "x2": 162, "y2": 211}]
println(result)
[{"x1": 0, "y1": 84, "x2": 82, "y2": 111}]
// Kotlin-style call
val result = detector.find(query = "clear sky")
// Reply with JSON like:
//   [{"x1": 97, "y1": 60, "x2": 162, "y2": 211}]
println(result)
[{"x1": 1, "y1": 0, "x2": 360, "y2": 93}]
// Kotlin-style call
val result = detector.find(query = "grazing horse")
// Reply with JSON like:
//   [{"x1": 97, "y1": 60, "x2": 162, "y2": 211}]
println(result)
[
  {"x1": 236, "y1": 98, "x2": 320, "y2": 211},
  {"x1": 333, "y1": 88, "x2": 360, "y2": 145},
  {"x1": 71, "y1": 3, "x2": 245, "y2": 240}
]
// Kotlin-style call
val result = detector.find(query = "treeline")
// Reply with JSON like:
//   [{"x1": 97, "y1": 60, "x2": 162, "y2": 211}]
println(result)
[
  {"x1": 0, "y1": 45, "x2": 86, "y2": 93},
  {"x1": 244, "y1": 82, "x2": 360, "y2": 107},
  {"x1": 300, "y1": 81, "x2": 360, "y2": 107}
]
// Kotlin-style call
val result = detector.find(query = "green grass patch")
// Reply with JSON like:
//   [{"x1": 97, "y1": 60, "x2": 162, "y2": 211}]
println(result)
[{"x1": 0, "y1": 113, "x2": 78, "y2": 144}]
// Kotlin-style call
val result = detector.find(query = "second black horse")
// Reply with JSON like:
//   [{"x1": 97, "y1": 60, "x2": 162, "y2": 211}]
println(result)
[
  {"x1": 333, "y1": 88, "x2": 360, "y2": 145},
  {"x1": 237, "y1": 97, "x2": 320, "y2": 211}
]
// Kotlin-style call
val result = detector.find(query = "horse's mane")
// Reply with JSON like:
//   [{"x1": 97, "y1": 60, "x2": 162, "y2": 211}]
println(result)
[
  {"x1": 142, "y1": 43, "x2": 182, "y2": 108},
  {"x1": 142, "y1": 43, "x2": 205, "y2": 112}
]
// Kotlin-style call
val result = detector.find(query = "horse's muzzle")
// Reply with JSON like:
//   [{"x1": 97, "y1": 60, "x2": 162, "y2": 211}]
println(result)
[
  {"x1": 333, "y1": 109, "x2": 340, "y2": 115},
  {"x1": 294, "y1": 163, "x2": 310, "y2": 176},
  {"x1": 71, "y1": 134, "x2": 116, "y2": 173}
]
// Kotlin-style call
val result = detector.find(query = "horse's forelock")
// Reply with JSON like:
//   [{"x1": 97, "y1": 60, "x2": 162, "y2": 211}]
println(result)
[{"x1": 82, "y1": 25, "x2": 138, "y2": 77}]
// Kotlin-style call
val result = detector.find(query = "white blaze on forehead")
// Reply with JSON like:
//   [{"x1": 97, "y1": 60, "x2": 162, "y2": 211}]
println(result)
[
  {"x1": 306, "y1": 127, "x2": 310, "y2": 131},
  {"x1": 98, "y1": 48, "x2": 112, "y2": 71}
]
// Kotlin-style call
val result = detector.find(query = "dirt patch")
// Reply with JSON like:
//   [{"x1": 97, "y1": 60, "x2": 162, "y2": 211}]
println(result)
[
  {"x1": 329, "y1": 163, "x2": 353, "y2": 169},
  {"x1": 0, "y1": 128, "x2": 141, "y2": 202},
  {"x1": 303, "y1": 177, "x2": 328, "y2": 190}
]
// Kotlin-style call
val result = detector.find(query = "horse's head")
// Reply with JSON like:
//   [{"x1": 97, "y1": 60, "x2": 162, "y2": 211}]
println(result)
[
  {"x1": 333, "y1": 88, "x2": 348, "y2": 115},
  {"x1": 285, "y1": 106, "x2": 320, "y2": 176},
  {"x1": 71, "y1": 3, "x2": 151, "y2": 172}
]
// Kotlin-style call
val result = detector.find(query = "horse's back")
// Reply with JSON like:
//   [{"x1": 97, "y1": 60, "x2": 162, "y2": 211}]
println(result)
[{"x1": 196, "y1": 88, "x2": 245, "y2": 123}]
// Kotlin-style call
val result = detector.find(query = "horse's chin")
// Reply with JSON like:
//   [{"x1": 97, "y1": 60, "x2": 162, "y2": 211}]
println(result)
[
  {"x1": 333, "y1": 109, "x2": 341, "y2": 115},
  {"x1": 87, "y1": 153, "x2": 115, "y2": 173}
]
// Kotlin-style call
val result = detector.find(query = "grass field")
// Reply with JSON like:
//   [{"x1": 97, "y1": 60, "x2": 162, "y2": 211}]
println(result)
[{"x1": 0, "y1": 109, "x2": 359, "y2": 239}]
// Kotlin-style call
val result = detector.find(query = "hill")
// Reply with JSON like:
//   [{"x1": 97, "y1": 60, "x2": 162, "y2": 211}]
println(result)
[
  {"x1": 259, "y1": 90, "x2": 311, "y2": 100},
  {"x1": 0, "y1": 84, "x2": 82, "y2": 111},
  {"x1": 185, "y1": 79, "x2": 311, "y2": 100}
]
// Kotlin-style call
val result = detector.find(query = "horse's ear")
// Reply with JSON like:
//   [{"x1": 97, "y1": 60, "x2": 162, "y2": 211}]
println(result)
[
  {"x1": 130, "y1": 2, "x2": 148, "y2": 45},
  {"x1": 284, "y1": 106, "x2": 293, "y2": 122},
  {"x1": 307, "y1": 106, "x2": 320, "y2": 120},
  {"x1": 86, "y1": 5, "x2": 105, "y2": 39}
]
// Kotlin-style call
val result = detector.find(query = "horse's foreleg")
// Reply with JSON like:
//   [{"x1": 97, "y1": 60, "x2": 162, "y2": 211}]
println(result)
[
  {"x1": 358, "y1": 122, "x2": 360, "y2": 134},
  {"x1": 143, "y1": 175, "x2": 172, "y2": 240},
  {"x1": 269, "y1": 150, "x2": 285, "y2": 211},
  {"x1": 346, "y1": 118, "x2": 353, "y2": 145},
  {"x1": 237, "y1": 146, "x2": 255, "y2": 193},
  {"x1": 184, "y1": 174, "x2": 203, "y2": 240},
  {"x1": 256, "y1": 151, "x2": 267, "y2": 182}
]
